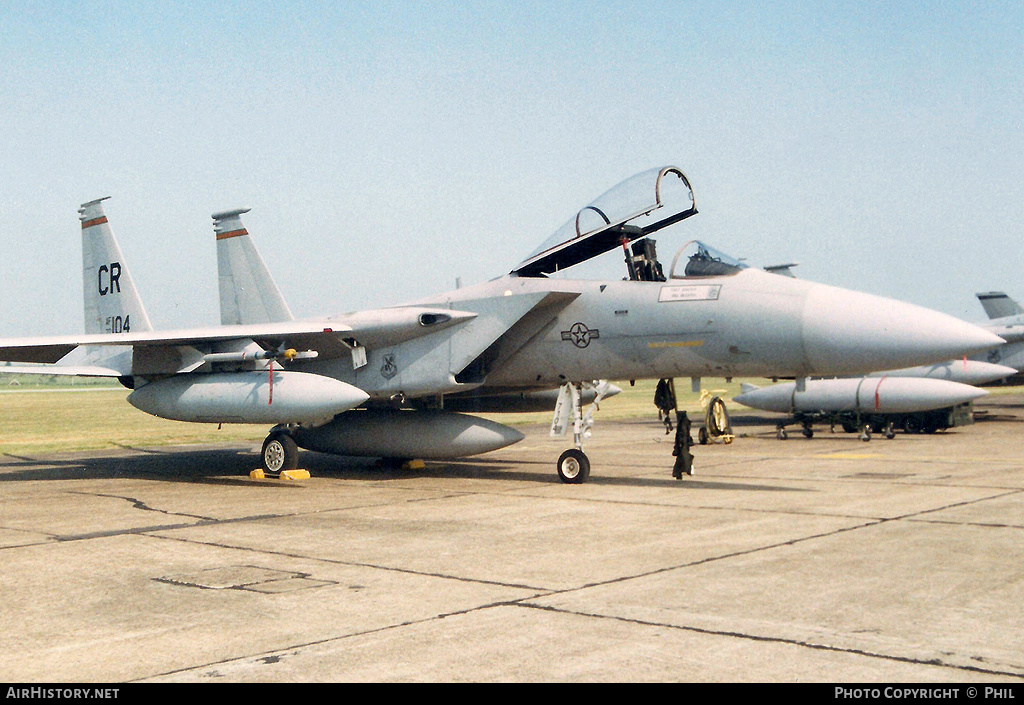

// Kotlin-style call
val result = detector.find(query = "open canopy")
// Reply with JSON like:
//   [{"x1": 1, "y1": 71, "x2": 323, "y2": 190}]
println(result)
[{"x1": 512, "y1": 166, "x2": 697, "y2": 278}]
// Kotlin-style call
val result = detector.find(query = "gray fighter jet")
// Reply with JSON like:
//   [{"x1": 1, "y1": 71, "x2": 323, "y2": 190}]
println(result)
[
  {"x1": 0, "y1": 167, "x2": 1004, "y2": 482},
  {"x1": 973, "y1": 291, "x2": 1024, "y2": 376}
]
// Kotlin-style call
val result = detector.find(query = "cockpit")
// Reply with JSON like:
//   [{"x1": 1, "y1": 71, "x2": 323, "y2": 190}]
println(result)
[
  {"x1": 669, "y1": 240, "x2": 747, "y2": 278},
  {"x1": 511, "y1": 166, "x2": 746, "y2": 282}
]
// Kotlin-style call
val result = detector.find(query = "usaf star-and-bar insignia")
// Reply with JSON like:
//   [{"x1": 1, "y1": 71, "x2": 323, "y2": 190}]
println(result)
[{"x1": 561, "y1": 322, "x2": 599, "y2": 349}]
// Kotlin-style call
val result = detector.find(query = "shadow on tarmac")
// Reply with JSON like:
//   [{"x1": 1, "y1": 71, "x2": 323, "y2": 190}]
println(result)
[{"x1": 0, "y1": 442, "x2": 805, "y2": 494}]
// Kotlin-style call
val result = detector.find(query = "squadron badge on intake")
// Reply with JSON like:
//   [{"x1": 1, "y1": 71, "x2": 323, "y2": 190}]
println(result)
[{"x1": 380, "y1": 353, "x2": 398, "y2": 380}]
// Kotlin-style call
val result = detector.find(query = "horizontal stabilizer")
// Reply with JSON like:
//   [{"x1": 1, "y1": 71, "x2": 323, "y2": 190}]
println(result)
[{"x1": 0, "y1": 364, "x2": 123, "y2": 378}]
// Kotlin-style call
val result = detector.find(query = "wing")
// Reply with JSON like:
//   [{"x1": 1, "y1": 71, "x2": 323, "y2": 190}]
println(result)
[{"x1": 0, "y1": 309, "x2": 476, "y2": 375}]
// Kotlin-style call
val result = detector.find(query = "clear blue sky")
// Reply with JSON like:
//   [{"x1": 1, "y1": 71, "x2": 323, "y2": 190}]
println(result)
[{"x1": 2, "y1": 1, "x2": 1022, "y2": 335}]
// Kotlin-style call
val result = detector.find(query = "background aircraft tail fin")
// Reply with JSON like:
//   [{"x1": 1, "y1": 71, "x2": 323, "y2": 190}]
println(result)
[
  {"x1": 763, "y1": 262, "x2": 799, "y2": 278},
  {"x1": 213, "y1": 209, "x2": 295, "y2": 325},
  {"x1": 977, "y1": 291, "x2": 1023, "y2": 320},
  {"x1": 80, "y1": 197, "x2": 153, "y2": 335}
]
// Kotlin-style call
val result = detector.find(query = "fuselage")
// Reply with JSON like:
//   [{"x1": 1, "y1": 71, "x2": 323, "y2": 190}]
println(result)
[{"x1": 286, "y1": 268, "x2": 1002, "y2": 404}]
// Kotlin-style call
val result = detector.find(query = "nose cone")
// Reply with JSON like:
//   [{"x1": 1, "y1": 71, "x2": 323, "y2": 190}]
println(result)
[
  {"x1": 870, "y1": 360, "x2": 1018, "y2": 385},
  {"x1": 733, "y1": 384, "x2": 791, "y2": 413},
  {"x1": 872, "y1": 377, "x2": 988, "y2": 413},
  {"x1": 802, "y1": 284, "x2": 1005, "y2": 375}
]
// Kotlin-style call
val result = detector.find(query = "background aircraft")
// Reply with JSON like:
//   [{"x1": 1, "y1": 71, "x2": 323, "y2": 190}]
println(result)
[
  {"x1": 972, "y1": 291, "x2": 1024, "y2": 379},
  {"x1": 733, "y1": 364, "x2": 1005, "y2": 440},
  {"x1": 0, "y1": 167, "x2": 1004, "y2": 482}
]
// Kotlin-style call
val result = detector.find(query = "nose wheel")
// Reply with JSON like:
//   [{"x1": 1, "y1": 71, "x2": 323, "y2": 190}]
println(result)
[{"x1": 557, "y1": 448, "x2": 591, "y2": 484}]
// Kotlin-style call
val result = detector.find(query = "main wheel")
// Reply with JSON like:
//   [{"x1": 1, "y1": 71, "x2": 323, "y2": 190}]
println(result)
[
  {"x1": 556, "y1": 448, "x2": 590, "y2": 484},
  {"x1": 262, "y1": 432, "x2": 298, "y2": 474}
]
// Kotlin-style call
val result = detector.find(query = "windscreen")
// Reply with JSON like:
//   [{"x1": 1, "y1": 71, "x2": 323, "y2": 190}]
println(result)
[{"x1": 668, "y1": 240, "x2": 748, "y2": 279}]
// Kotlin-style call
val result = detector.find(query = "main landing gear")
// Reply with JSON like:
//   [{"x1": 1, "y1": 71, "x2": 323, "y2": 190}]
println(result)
[
  {"x1": 261, "y1": 430, "x2": 298, "y2": 474},
  {"x1": 251, "y1": 429, "x2": 309, "y2": 480}
]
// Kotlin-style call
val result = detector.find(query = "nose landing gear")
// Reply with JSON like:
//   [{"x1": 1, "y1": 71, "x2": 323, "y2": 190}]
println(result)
[{"x1": 550, "y1": 381, "x2": 610, "y2": 483}]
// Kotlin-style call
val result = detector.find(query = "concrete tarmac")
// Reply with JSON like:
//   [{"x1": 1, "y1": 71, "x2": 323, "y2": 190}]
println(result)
[{"x1": 1, "y1": 394, "x2": 1023, "y2": 683}]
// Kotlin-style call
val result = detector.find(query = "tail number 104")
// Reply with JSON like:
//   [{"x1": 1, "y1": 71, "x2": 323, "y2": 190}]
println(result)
[{"x1": 105, "y1": 315, "x2": 131, "y2": 334}]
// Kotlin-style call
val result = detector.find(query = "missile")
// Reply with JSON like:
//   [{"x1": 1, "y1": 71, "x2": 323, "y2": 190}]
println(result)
[
  {"x1": 292, "y1": 409, "x2": 525, "y2": 459},
  {"x1": 127, "y1": 370, "x2": 368, "y2": 424},
  {"x1": 733, "y1": 376, "x2": 988, "y2": 415},
  {"x1": 866, "y1": 359, "x2": 1016, "y2": 386},
  {"x1": 202, "y1": 348, "x2": 319, "y2": 364}
]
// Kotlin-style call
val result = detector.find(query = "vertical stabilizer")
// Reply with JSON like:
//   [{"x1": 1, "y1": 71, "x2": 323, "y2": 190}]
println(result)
[
  {"x1": 80, "y1": 197, "x2": 153, "y2": 335},
  {"x1": 977, "y1": 292, "x2": 1024, "y2": 320},
  {"x1": 213, "y1": 209, "x2": 294, "y2": 325}
]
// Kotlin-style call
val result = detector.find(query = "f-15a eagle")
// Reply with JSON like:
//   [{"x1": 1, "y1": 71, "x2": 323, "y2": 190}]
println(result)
[{"x1": 0, "y1": 166, "x2": 1003, "y2": 482}]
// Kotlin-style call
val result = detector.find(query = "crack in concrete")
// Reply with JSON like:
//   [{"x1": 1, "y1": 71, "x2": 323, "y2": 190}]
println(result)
[
  {"x1": 67, "y1": 490, "x2": 213, "y2": 521},
  {"x1": 514, "y1": 602, "x2": 1024, "y2": 680}
]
